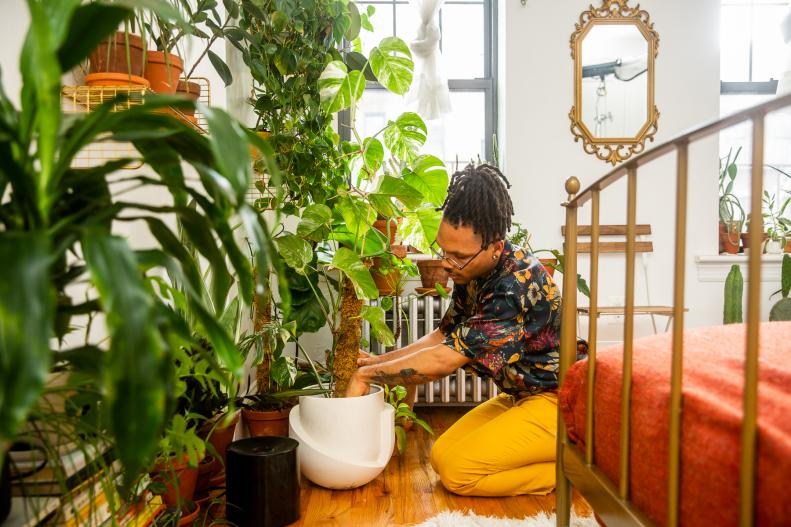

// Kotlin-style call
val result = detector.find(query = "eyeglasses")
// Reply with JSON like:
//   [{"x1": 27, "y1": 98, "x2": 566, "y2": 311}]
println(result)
[{"x1": 429, "y1": 240, "x2": 485, "y2": 271}]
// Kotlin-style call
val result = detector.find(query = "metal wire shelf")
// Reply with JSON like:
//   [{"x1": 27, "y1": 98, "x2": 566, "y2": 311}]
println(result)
[{"x1": 61, "y1": 77, "x2": 211, "y2": 170}]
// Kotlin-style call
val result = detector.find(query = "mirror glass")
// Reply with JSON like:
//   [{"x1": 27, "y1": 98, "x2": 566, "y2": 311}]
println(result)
[{"x1": 580, "y1": 24, "x2": 648, "y2": 139}]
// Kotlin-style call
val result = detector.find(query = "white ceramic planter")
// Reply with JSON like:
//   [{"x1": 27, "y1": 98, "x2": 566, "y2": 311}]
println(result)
[
  {"x1": 765, "y1": 239, "x2": 784, "y2": 254},
  {"x1": 288, "y1": 385, "x2": 394, "y2": 490}
]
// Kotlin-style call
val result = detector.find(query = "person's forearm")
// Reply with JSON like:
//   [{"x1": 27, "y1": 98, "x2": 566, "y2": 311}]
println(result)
[
  {"x1": 361, "y1": 328, "x2": 446, "y2": 365},
  {"x1": 356, "y1": 343, "x2": 468, "y2": 385}
]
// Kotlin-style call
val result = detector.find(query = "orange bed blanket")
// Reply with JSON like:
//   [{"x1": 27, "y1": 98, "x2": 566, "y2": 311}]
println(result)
[{"x1": 559, "y1": 321, "x2": 791, "y2": 526}]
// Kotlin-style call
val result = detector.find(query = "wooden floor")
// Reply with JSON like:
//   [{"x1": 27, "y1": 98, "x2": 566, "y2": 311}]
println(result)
[{"x1": 289, "y1": 406, "x2": 592, "y2": 526}]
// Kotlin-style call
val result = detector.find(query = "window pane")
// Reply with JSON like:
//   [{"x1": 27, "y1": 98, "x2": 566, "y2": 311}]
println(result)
[
  {"x1": 357, "y1": 2, "x2": 395, "y2": 54},
  {"x1": 354, "y1": 89, "x2": 486, "y2": 169},
  {"x1": 394, "y1": 4, "x2": 420, "y2": 45},
  {"x1": 440, "y1": 3, "x2": 485, "y2": 79},
  {"x1": 751, "y1": 4, "x2": 788, "y2": 81},
  {"x1": 721, "y1": 5, "x2": 751, "y2": 81}
]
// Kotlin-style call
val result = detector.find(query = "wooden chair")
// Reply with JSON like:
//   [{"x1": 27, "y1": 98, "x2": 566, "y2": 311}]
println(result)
[{"x1": 561, "y1": 224, "x2": 687, "y2": 334}]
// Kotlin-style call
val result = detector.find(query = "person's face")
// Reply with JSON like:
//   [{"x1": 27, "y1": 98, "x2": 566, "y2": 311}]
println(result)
[{"x1": 434, "y1": 220, "x2": 505, "y2": 285}]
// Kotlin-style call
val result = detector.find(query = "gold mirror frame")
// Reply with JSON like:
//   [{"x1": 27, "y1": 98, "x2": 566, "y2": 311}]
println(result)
[{"x1": 569, "y1": 0, "x2": 659, "y2": 165}]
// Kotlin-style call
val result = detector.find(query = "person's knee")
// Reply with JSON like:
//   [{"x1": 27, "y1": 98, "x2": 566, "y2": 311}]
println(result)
[{"x1": 431, "y1": 449, "x2": 478, "y2": 495}]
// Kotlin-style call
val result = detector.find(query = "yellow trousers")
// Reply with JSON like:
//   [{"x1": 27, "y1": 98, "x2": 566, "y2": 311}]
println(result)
[{"x1": 429, "y1": 392, "x2": 557, "y2": 497}]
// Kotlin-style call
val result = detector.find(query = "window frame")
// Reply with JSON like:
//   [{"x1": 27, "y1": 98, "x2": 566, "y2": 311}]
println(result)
[{"x1": 339, "y1": 0, "x2": 498, "y2": 163}]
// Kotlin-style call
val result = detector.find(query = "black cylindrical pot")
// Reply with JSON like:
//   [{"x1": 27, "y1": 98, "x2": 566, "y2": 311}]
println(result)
[
  {"x1": 1, "y1": 453, "x2": 11, "y2": 524},
  {"x1": 226, "y1": 436, "x2": 299, "y2": 527}
]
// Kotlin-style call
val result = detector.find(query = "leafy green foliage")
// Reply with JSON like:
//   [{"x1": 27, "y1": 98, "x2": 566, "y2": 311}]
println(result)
[
  {"x1": 383, "y1": 384, "x2": 433, "y2": 455},
  {"x1": 332, "y1": 248, "x2": 379, "y2": 300},
  {"x1": 369, "y1": 37, "x2": 414, "y2": 95},
  {"x1": 0, "y1": 0, "x2": 281, "y2": 489},
  {"x1": 360, "y1": 306, "x2": 395, "y2": 347}
]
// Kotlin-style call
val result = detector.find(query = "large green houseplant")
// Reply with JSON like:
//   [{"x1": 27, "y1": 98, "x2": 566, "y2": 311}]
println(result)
[{"x1": 0, "y1": 0, "x2": 283, "y2": 493}]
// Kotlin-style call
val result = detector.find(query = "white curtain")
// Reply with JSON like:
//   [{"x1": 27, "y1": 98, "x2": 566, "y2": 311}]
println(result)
[
  {"x1": 407, "y1": 0, "x2": 451, "y2": 121},
  {"x1": 778, "y1": 5, "x2": 791, "y2": 95}
]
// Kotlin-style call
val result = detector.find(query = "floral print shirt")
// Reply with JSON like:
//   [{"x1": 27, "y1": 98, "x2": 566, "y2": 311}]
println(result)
[{"x1": 439, "y1": 242, "x2": 584, "y2": 397}]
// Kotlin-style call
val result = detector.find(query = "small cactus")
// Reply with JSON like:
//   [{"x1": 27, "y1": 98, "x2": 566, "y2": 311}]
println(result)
[
  {"x1": 769, "y1": 298, "x2": 791, "y2": 321},
  {"x1": 724, "y1": 264, "x2": 743, "y2": 324}
]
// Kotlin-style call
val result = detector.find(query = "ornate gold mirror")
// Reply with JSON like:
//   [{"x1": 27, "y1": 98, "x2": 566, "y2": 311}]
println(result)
[{"x1": 570, "y1": 0, "x2": 659, "y2": 165}]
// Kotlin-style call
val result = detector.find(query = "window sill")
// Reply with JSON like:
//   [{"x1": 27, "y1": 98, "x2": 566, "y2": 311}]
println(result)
[{"x1": 694, "y1": 254, "x2": 786, "y2": 282}]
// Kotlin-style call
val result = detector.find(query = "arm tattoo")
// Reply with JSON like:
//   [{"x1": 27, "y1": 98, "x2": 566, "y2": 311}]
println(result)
[{"x1": 370, "y1": 368, "x2": 436, "y2": 385}]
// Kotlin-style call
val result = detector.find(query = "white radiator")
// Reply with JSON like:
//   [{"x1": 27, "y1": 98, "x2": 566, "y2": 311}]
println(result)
[{"x1": 363, "y1": 295, "x2": 498, "y2": 407}]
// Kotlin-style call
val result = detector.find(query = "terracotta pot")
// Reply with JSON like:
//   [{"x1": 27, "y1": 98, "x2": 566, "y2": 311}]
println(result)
[
  {"x1": 89, "y1": 32, "x2": 145, "y2": 76},
  {"x1": 374, "y1": 218, "x2": 400, "y2": 245},
  {"x1": 371, "y1": 245, "x2": 408, "y2": 296},
  {"x1": 176, "y1": 80, "x2": 201, "y2": 117},
  {"x1": 242, "y1": 406, "x2": 292, "y2": 437},
  {"x1": 195, "y1": 489, "x2": 224, "y2": 525},
  {"x1": 202, "y1": 411, "x2": 239, "y2": 469},
  {"x1": 151, "y1": 454, "x2": 200, "y2": 509},
  {"x1": 740, "y1": 232, "x2": 768, "y2": 250},
  {"x1": 538, "y1": 258, "x2": 557, "y2": 277},
  {"x1": 719, "y1": 222, "x2": 741, "y2": 254},
  {"x1": 785, "y1": 239, "x2": 791, "y2": 253},
  {"x1": 249, "y1": 130, "x2": 272, "y2": 160},
  {"x1": 84, "y1": 72, "x2": 149, "y2": 88},
  {"x1": 194, "y1": 455, "x2": 221, "y2": 495},
  {"x1": 178, "y1": 502, "x2": 200, "y2": 527},
  {"x1": 144, "y1": 51, "x2": 183, "y2": 94},
  {"x1": 416, "y1": 259, "x2": 450, "y2": 289}
]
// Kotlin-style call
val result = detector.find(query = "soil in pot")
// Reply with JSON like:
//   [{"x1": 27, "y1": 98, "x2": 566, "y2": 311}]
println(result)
[
  {"x1": 416, "y1": 259, "x2": 450, "y2": 289},
  {"x1": 242, "y1": 406, "x2": 293, "y2": 437},
  {"x1": 89, "y1": 32, "x2": 145, "y2": 76},
  {"x1": 144, "y1": 51, "x2": 184, "y2": 94},
  {"x1": 150, "y1": 454, "x2": 200, "y2": 509}
]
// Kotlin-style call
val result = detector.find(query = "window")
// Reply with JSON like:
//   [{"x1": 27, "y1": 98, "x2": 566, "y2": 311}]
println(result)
[
  {"x1": 719, "y1": 0, "x2": 791, "y2": 226},
  {"x1": 343, "y1": 0, "x2": 497, "y2": 168}
]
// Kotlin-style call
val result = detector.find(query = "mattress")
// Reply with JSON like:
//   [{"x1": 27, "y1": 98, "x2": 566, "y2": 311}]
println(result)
[{"x1": 559, "y1": 321, "x2": 791, "y2": 526}]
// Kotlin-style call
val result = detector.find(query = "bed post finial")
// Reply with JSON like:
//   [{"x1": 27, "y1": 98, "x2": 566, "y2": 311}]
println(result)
[{"x1": 565, "y1": 176, "x2": 580, "y2": 201}]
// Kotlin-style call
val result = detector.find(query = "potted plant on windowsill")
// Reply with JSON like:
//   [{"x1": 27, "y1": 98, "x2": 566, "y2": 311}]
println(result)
[
  {"x1": 762, "y1": 190, "x2": 790, "y2": 254},
  {"x1": 719, "y1": 147, "x2": 745, "y2": 254}
]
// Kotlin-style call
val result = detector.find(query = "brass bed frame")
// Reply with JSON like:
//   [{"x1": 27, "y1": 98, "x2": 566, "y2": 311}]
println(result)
[{"x1": 555, "y1": 91, "x2": 791, "y2": 527}]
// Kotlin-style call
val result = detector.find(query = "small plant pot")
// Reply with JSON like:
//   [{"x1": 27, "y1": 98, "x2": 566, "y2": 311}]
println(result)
[
  {"x1": 195, "y1": 489, "x2": 224, "y2": 525},
  {"x1": 765, "y1": 239, "x2": 784, "y2": 254},
  {"x1": 144, "y1": 51, "x2": 183, "y2": 94},
  {"x1": 719, "y1": 222, "x2": 741, "y2": 254},
  {"x1": 89, "y1": 32, "x2": 145, "y2": 77},
  {"x1": 150, "y1": 454, "x2": 200, "y2": 509},
  {"x1": 84, "y1": 72, "x2": 149, "y2": 88},
  {"x1": 201, "y1": 411, "x2": 239, "y2": 469},
  {"x1": 249, "y1": 130, "x2": 271, "y2": 160},
  {"x1": 242, "y1": 406, "x2": 293, "y2": 437},
  {"x1": 371, "y1": 245, "x2": 407, "y2": 297},
  {"x1": 741, "y1": 232, "x2": 768, "y2": 250},
  {"x1": 176, "y1": 80, "x2": 201, "y2": 117},
  {"x1": 538, "y1": 258, "x2": 558, "y2": 277},
  {"x1": 785, "y1": 239, "x2": 791, "y2": 253},
  {"x1": 416, "y1": 259, "x2": 450, "y2": 289},
  {"x1": 374, "y1": 218, "x2": 400, "y2": 245},
  {"x1": 194, "y1": 455, "x2": 221, "y2": 495},
  {"x1": 178, "y1": 502, "x2": 200, "y2": 527}
]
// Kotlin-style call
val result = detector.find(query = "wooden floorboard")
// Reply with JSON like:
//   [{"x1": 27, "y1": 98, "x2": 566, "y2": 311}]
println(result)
[{"x1": 287, "y1": 406, "x2": 592, "y2": 526}]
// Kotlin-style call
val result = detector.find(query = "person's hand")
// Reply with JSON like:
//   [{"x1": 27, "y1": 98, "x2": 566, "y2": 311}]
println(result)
[
  {"x1": 345, "y1": 372, "x2": 370, "y2": 398},
  {"x1": 358, "y1": 349, "x2": 375, "y2": 367}
]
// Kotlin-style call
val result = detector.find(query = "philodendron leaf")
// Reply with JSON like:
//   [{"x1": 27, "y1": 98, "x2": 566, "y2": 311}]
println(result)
[
  {"x1": 361, "y1": 305, "x2": 395, "y2": 347},
  {"x1": 319, "y1": 60, "x2": 352, "y2": 114},
  {"x1": 271, "y1": 356, "x2": 297, "y2": 389},
  {"x1": 371, "y1": 174, "x2": 424, "y2": 210},
  {"x1": 331, "y1": 247, "x2": 378, "y2": 300},
  {"x1": 384, "y1": 112, "x2": 427, "y2": 162},
  {"x1": 361, "y1": 137, "x2": 384, "y2": 177},
  {"x1": 403, "y1": 155, "x2": 448, "y2": 206},
  {"x1": 336, "y1": 194, "x2": 375, "y2": 238},
  {"x1": 370, "y1": 37, "x2": 413, "y2": 95},
  {"x1": 297, "y1": 204, "x2": 333, "y2": 242},
  {"x1": 400, "y1": 205, "x2": 442, "y2": 253},
  {"x1": 275, "y1": 234, "x2": 313, "y2": 275},
  {"x1": 0, "y1": 233, "x2": 53, "y2": 446}
]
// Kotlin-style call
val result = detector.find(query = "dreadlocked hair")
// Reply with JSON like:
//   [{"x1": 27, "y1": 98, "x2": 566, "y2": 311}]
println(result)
[{"x1": 438, "y1": 163, "x2": 514, "y2": 248}]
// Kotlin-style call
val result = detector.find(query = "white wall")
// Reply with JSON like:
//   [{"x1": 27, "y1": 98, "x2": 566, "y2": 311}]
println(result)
[{"x1": 499, "y1": 0, "x2": 752, "y2": 344}]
